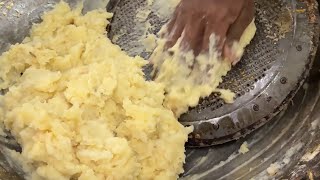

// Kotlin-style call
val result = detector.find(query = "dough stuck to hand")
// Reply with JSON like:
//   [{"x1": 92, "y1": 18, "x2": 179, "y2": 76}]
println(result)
[{"x1": 151, "y1": 20, "x2": 256, "y2": 117}]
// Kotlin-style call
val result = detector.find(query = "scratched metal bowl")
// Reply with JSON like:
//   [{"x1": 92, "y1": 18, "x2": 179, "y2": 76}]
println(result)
[{"x1": 0, "y1": 0, "x2": 319, "y2": 179}]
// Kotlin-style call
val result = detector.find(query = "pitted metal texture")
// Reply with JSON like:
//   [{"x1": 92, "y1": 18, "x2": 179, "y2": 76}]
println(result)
[{"x1": 107, "y1": 0, "x2": 173, "y2": 58}]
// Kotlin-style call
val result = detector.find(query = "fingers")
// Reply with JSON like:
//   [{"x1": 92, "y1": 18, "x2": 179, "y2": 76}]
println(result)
[
  {"x1": 164, "y1": 18, "x2": 185, "y2": 49},
  {"x1": 200, "y1": 0, "x2": 248, "y2": 54},
  {"x1": 223, "y1": 0, "x2": 254, "y2": 63},
  {"x1": 163, "y1": 0, "x2": 255, "y2": 61},
  {"x1": 225, "y1": 0, "x2": 254, "y2": 44},
  {"x1": 164, "y1": 7, "x2": 186, "y2": 50},
  {"x1": 180, "y1": 16, "x2": 206, "y2": 56},
  {"x1": 201, "y1": 20, "x2": 229, "y2": 54}
]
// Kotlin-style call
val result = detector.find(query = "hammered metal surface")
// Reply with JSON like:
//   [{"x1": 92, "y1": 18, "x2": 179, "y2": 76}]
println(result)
[
  {"x1": 182, "y1": 72, "x2": 320, "y2": 179},
  {"x1": 109, "y1": 0, "x2": 319, "y2": 146},
  {"x1": 107, "y1": 0, "x2": 168, "y2": 58}
]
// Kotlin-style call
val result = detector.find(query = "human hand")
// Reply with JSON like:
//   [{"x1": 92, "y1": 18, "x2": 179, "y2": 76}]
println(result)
[{"x1": 163, "y1": 0, "x2": 254, "y2": 64}]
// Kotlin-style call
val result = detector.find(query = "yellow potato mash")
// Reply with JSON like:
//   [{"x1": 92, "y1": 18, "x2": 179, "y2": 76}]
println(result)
[
  {"x1": 0, "y1": 2, "x2": 192, "y2": 180},
  {"x1": 152, "y1": 21, "x2": 256, "y2": 116}
]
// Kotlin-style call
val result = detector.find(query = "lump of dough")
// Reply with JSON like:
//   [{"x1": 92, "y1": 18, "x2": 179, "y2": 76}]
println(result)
[
  {"x1": 151, "y1": 21, "x2": 257, "y2": 117},
  {"x1": 239, "y1": 141, "x2": 250, "y2": 154},
  {"x1": 0, "y1": 2, "x2": 192, "y2": 180}
]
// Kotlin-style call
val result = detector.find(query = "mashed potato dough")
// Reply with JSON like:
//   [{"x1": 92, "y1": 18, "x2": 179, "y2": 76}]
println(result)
[
  {"x1": 152, "y1": 21, "x2": 256, "y2": 116},
  {"x1": 0, "y1": 2, "x2": 192, "y2": 180}
]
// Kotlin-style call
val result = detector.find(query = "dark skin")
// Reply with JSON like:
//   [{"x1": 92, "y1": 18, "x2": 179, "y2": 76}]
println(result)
[{"x1": 164, "y1": 0, "x2": 255, "y2": 63}]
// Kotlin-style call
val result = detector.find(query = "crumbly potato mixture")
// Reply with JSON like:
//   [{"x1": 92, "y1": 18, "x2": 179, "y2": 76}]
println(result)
[
  {"x1": 152, "y1": 21, "x2": 256, "y2": 116},
  {"x1": 0, "y1": 2, "x2": 192, "y2": 180}
]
